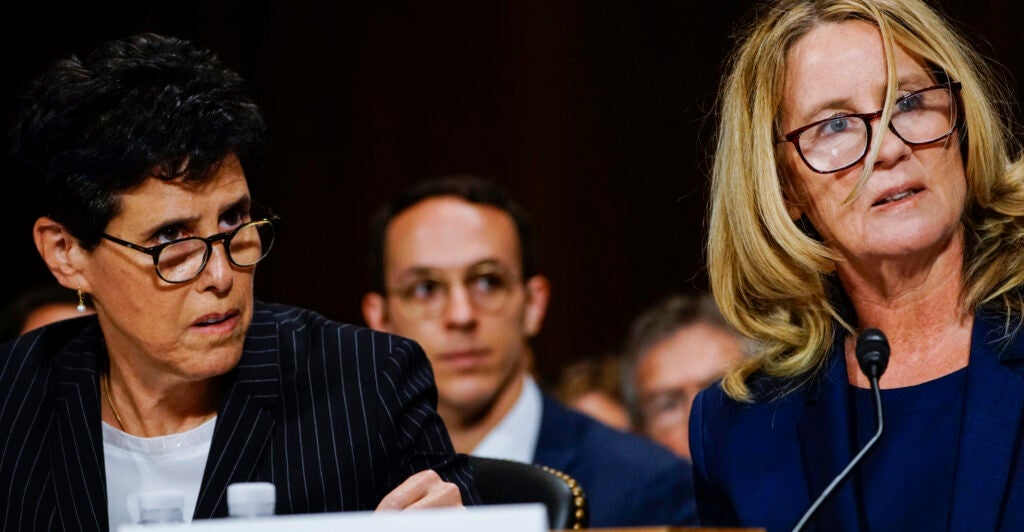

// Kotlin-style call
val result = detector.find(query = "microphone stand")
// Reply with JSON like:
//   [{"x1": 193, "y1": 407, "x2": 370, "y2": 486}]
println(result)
[
  {"x1": 791, "y1": 373, "x2": 883, "y2": 532},
  {"x1": 791, "y1": 328, "x2": 889, "y2": 532}
]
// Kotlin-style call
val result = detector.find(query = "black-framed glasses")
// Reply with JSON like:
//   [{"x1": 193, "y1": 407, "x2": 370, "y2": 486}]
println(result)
[
  {"x1": 780, "y1": 82, "x2": 962, "y2": 174},
  {"x1": 101, "y1": 218, "x2": 279, "y2": 283}
]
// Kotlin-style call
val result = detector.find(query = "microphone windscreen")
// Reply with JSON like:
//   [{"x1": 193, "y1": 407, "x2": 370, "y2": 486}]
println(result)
[{"x1": 855, "y1": 328, "x2": 890, "y2": 379}]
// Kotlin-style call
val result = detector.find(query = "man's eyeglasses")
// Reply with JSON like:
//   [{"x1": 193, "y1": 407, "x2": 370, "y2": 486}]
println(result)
[
  {"x1": 101, "y1": 217, "x2": 279, "y2": 284},
  {"x1": 388, "y1": 263, "x2": 520, "y2": 320},
  {"x1": 639, "y1": 389, "x2": 693, "y2": 429},
  {"x1": 780, "y1": 82, "x2": 962, "y2": 174}
]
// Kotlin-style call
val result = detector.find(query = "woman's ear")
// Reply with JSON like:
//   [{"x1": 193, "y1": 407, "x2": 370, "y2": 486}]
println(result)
[{"x1": 33, "y1": 217, "x2": 91, "y2": 292}]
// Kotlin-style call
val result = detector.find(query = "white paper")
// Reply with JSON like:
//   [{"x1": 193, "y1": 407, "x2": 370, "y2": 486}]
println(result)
[{"x1": 118, "y1": 503, "x2": 548, "y2": 532}]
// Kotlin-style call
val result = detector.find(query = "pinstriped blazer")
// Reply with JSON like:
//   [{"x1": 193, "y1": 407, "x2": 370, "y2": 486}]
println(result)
[{"x1": 0, "y1": 300, "x2": 478, "y2": 531}]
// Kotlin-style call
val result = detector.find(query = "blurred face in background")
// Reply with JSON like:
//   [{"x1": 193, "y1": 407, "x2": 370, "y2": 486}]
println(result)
[
  {"x1": 364, "y1": 196, "x2": 549, "y2": 421},
  {"x1": 569, "y1": 390, "x2": 631, "y2": 432},
  {"x1": 635, "y1": 322, "x2": 744, "y2": 459},
  {"x1": 557, "y1": 356, "x2": 632, "y2": 432},
  {"x1": 20, "y1": 303, "x2": 94, "y2": 335}
]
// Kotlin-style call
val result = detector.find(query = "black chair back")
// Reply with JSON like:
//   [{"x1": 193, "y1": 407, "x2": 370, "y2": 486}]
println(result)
[{"x1": 467, "y1": 455, "x2": 588, "y2": 530}]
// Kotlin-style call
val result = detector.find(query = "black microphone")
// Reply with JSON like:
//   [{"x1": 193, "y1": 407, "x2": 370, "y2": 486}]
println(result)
[{"x1": 792, "y1": 328, "x2": 890, "y2": 532}]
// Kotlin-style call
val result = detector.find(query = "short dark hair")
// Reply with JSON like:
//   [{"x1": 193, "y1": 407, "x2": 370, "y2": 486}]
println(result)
[
  {"x1": 367, "y1": 175, "x2": 536, "y2": 292},
  {"x1": 624, "y1": 293, "x2": 733, "y2": 363},
  {"x1": 620, "y1": 292, "x2": 741, "y2": 426},
  {"x1": 7, "y1": 32, "x2": 267, "y2": 249}
]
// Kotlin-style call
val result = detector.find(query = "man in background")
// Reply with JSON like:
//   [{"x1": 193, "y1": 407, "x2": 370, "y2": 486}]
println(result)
[
  {"x1": 552, "y1": 354, "x2": 631, "y2": 432},
  {"x1": 0, "y1": 282, "x2": 94, "y2": 341},
  {"x1": 621, "y1": 293, "x2": 747, "y2": 460},
  {"x1": 362, "y1": 175, "x2": 696, "y2": 527}
]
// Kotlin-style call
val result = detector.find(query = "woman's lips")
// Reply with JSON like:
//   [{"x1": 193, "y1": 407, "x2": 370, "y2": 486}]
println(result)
[
  {"x1": 191, "y1": 309, "x2": 240, "y2": 333},
  {"x1": 871, "y1": 186, "x2": 923, "y2": 207}
]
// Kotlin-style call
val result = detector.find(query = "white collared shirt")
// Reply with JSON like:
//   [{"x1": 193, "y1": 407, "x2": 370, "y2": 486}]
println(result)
[{"x1": 470, "y1": 374, "x2": 543, "y2": 463}]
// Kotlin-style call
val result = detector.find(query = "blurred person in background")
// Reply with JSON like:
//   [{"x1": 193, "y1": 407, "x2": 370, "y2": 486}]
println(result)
[
  {"x1": 362, "y1": 174, "x2": 697, "y2": 527},
  {"x1": 0, "y1": 281, "x2": 95, "y2": 340},
  {"x1": 621, "y1": 293, "x2": 746, "y2": 460},
  {"x1": 553, "y1": 354, "x2": 631, "y2": 432}
]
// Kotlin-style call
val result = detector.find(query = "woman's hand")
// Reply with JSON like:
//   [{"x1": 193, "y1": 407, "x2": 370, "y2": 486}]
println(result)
[{"x1": 375, "y1": 469, "x2": 464, "y2": 511}]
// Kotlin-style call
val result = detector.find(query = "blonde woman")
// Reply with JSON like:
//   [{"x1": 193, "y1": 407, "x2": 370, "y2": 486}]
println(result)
[{"x1": 693, "y1": 0, "x2": 1024, "y2": 529}]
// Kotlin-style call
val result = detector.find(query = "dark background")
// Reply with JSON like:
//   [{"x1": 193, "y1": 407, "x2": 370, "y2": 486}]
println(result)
[{"x1": 2, "y1": 1, "x2": 1021, "y2": 385}]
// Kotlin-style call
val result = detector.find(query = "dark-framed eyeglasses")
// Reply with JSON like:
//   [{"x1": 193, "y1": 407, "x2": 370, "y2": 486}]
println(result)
[
  {"x1": 101, "y1": 217, "x2": 279, "y2": 284},
  {"x1": 780, "y1": 82, "x2": 962, "y2": 174}
]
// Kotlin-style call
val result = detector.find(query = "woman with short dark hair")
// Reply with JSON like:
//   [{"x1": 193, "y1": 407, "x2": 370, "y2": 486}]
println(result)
[{"x1": 2, "y1": 33, "x2": 475, "y2": 531}]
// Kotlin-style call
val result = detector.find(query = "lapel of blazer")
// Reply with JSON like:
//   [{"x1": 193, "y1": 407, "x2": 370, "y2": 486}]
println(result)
[
  {"x1": 193, "y1": 304, "x2": 281, "y2": 519},
  {"x1": 796, "y1": 331, "x2": 862, "y2": 531},
  {"x1": 948, "y1": 312, "x2": 1024, "y2": 530},
  {"x1": 532, "y1": 394, "x2": 578, "y2": 472},
  {"x1": 49, "y1": 322, "x2": 107, "y2": 532}
]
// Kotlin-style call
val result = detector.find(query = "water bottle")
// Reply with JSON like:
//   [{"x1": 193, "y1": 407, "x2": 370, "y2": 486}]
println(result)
[
  {"x1": 137, "y1": 489, "x2": 185, "y2": 524},
  {"x1": 227, "y1": 482, "x2": 276, "y2": 518}
]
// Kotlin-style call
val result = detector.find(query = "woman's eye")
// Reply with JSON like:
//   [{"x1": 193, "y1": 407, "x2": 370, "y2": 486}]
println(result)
[
  {"x1": 221, "y1": 209, "x2": 249, "y2": 230},
  {"x1": 154, "y1": 225, "x2": 187, "y2": 244},
  {"x1": 896, "y1": 93, "x2": 924, "y2": 114},
  {"x1": 820, "y1": 117, "x2": 850, "y2": 136}
]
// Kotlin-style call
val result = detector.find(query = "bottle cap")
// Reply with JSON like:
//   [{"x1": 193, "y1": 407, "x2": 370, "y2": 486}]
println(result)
[{"x1": 227, "y1": 482, "x2": 276, "y2": 517}]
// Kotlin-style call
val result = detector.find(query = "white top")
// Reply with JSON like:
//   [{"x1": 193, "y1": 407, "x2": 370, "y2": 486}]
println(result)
[
  {"x1": 470, "y1": 375, "x2": 543, "y2": 463},
  {"x1": 103, "y1": 417, "x2": 216, "y2": 530}
]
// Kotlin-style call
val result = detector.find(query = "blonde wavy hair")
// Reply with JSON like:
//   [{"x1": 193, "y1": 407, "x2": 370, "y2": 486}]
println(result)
[{"x1": 708, "y1": 0, "x2": 1024, "y2": 401}]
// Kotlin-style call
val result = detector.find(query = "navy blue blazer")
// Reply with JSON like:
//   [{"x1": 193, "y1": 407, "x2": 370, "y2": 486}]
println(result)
[
  {"x1": 534, "y1": 393, "x2": 697, "y2": 528},
  {"x1": 0, "y1": 301, "x2": 477, "y2": 531},
  {"x1": 690, "y1": 311, "x2": 1024, "y2": 531}
]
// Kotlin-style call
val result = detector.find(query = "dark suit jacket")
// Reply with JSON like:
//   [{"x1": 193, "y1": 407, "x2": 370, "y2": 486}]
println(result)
[
  {"x1": 0, "y1": 301, "x2": 477, "y2": 531},
  {"x1": 534, "y1": 393, "x2": 697, "y2": 528},
  {"x1": 690, "y1": 311, "x2": 1024, "y2": 531}
]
